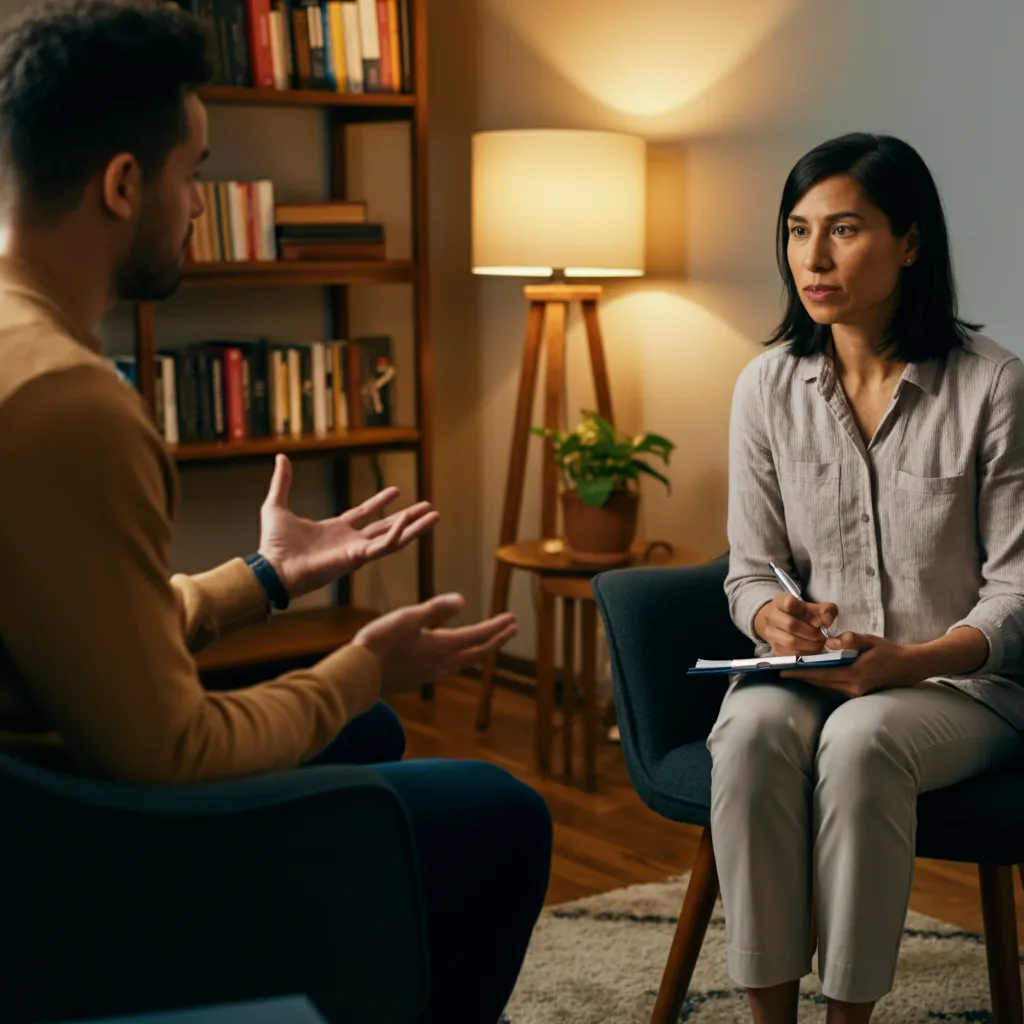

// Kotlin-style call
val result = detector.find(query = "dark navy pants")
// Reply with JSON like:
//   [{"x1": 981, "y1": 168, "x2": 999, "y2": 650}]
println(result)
[{"x1": 307, "y1": 702, "x2": 552, "y2": 1023}]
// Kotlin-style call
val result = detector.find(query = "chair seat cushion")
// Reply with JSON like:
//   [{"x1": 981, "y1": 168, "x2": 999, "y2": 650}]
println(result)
[{"x1": 638, "y1": 743, "x2": 1024, "y2": 865}]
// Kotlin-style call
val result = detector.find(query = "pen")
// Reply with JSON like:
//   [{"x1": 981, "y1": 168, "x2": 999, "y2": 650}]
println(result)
[{"x1": 769, "y1": 560, "x2": 830, "y2": 639}]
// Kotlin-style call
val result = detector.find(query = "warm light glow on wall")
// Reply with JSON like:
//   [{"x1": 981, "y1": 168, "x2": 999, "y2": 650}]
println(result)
[
  {"x1": 472, "y1": 129, "x2": 646, "y2": 278},
  {"x1": 484, "y1": 0, "x2": 800, "y2": 119}
]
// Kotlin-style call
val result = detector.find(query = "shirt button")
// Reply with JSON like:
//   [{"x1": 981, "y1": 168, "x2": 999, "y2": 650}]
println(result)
[
  {"x1": 866, "y1": 566, "x2": 876, "y2": 577},
  {"x1": 861, "y1": 513, "x2": 870, "y2": 523}
]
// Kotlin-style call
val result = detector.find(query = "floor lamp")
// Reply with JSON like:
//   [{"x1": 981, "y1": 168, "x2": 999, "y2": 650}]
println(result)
[{"x1": 470, "y1": 129, "x2": 647, "y2": 731}]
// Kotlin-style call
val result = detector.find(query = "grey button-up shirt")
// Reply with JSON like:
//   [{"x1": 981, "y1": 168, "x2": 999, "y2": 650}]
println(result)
[{"x1": 725, "y1": 331, "x2": 1024, "y2": 729}]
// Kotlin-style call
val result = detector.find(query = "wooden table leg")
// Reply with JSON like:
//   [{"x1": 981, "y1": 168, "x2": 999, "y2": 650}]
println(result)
[
  {"x1": 580, "y1": 600, "x2": 599, "y2": 792},
  {"x1": 535, "y1": 584, "x2": 556, "y2": 775},
  {"x1": 562, "y1": 597, "x2": 576, "y2": 783}
]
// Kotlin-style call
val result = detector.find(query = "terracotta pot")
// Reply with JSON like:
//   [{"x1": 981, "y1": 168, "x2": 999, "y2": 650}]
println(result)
[{"x1": 561, "y1": 489, "x2": 639, "y2": 566}]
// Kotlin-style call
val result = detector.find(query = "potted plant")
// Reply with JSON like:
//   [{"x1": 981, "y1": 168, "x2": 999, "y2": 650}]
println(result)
[{"x1": 532, "y1": 410, "x2": 676, "y2": 566}]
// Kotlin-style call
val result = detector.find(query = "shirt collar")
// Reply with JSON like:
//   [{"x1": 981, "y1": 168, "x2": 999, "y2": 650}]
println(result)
[
  {"x1": 0, "y1": 256, "x2": 102, "y2": 354},
  {"x1": 799, "y1": 348, "x2": 942, "y2": 397}
]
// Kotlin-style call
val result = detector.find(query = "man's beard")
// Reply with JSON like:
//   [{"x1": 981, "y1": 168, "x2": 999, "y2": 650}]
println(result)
[{"x1": 115, "y1": 215, "x2": 189, "y2": 302}]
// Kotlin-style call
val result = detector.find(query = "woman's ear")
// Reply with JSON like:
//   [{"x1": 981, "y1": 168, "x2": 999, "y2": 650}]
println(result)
[
  {"x1": 100, "y1": 153, "x2": 141, "y2": 222},
  {"x1": 902, "y1": 221, "x2": 921, "y2": 267}
]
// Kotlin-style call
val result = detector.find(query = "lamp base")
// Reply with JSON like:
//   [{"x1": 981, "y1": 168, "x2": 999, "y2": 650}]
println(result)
[{"x1": 475, "y1": 284, "x2": 616, "y2": 732}]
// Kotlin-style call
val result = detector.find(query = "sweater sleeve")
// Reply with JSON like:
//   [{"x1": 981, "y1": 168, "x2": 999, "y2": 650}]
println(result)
[
  {"x1": 0, "y1": 366, "x2": 381, "y2": 784},
  {"x1": 170, "y1": 559, "x2": 271, "y2": 655}
]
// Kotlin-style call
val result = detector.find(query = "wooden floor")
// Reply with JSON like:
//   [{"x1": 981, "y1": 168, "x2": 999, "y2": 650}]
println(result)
[{"x1": 390, "y1": 676, "x2": 1024, "y2": 935}]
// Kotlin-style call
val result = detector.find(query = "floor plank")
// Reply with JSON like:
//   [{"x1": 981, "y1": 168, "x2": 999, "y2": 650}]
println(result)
[{"x1": 390, "y1": 676, "x2": 1023, "y2": 935}]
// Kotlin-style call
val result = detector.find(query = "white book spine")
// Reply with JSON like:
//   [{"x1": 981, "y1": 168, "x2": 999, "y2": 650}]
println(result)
[
  {"x1": 267, "y1": 9, "x2": 288, "y2": 90},
  {"x1": 342, "y1": 3, "x2": 364, "y2": 92},
  {"x1": 256, "y1": 180, "x2": 277, "y2": 260},
  {"x1": 288, "y1": 348, "x2": 302, "y2": 438},
  {"x1": 355, "y1": 0, "x2": 379, "y2": 58},
  {"x1": 227, "y1": 182, "x2": 247, "y2": 262}
]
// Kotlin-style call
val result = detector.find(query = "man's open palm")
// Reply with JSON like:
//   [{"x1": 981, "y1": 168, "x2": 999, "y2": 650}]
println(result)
[
  {"x1": 258, "y1": 454, "x2": 440, "y2": 599},
  {"x1": 353, "y1": 594, "x2": 518, "y2": 694}
]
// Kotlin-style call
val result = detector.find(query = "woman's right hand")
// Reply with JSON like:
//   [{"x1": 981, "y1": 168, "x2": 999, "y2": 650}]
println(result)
[{"x1": 753, "y1": 593, "x2": 838, "y2": 656}]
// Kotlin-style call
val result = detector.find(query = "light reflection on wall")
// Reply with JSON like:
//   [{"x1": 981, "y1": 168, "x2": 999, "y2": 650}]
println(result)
[{"x1": 483, "y1": 0, "x2": 800, "y2": 120}]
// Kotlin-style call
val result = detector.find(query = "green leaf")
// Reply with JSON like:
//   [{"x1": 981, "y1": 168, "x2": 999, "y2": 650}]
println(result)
[
  {"x1": 576, "y1": 477, "x2": 616, "y2": 507},
  {"x1": 633, "y1": 459, "x2": 672, "y2": 492}
]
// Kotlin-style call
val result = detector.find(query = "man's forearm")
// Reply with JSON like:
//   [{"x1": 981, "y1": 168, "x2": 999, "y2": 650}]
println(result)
[{"x1": 906, "y1": 626, "x2": 989, "y2": 680}]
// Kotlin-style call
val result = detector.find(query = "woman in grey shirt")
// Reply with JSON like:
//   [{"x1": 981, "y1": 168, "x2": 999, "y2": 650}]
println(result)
[{"x1": 713, "y1": 132, "x2": 1024, "y2": 1024}]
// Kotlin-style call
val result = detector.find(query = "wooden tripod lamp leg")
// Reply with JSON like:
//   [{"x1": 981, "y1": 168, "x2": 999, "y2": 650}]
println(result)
[
  {"x1": 475, "y1": 298, "x2": 547, "y2": 732},
  {"x1": 581, "y1": 295, "x2": 614, "y2": 423}
]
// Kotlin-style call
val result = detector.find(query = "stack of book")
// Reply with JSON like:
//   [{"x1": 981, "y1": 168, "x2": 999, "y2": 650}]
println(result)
[
  {"x1": 188, "y1": 180, "x2": 277, "y2": 263},
  {"x1": 275, "y1": 200, "x2": 385, "y2": 261},
  {"x1": 181, "y1": 0, "x2": 412, "y2": 95},
  {"x1": 147, "y1": 335, "x2": 395, "y2": 445}
]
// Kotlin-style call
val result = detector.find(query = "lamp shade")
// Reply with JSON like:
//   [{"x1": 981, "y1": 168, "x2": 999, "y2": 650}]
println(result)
[{"x1": 471, "y1": 129, "x2": 646, "y2": 278}]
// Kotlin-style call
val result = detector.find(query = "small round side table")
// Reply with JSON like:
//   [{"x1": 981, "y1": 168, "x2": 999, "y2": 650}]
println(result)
[{"x1": 479, "y1": 538, "x2": 701, "y2": 791}]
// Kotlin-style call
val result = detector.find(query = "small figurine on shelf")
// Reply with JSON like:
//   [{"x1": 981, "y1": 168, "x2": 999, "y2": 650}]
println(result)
[{"x1": 358, "y1": 336, "x2": 395, "y2": 426}]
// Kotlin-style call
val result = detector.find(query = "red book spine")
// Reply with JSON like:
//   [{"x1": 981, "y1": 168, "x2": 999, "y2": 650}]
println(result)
[
  {"x1": 376, "y1": 0, "x2": 393, "y2": 91},
  {"x1": 246, "y1": 0, "x2": 276, "y2": 88},
  {"x1": 242, "y1": 182, "x2": 259, "y2": 260},
  {"x1": 224, "y1": 347, "x2": 246, "y2": 442}
]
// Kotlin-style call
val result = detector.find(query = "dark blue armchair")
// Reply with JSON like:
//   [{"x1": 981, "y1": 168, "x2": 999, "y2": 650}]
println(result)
[
  {"x1": 0, "y1": 752, "x2": 430, "y2": 1024},
  {"x1": 593, "y1": 555, "x2": 1024, "y2": 1024}
]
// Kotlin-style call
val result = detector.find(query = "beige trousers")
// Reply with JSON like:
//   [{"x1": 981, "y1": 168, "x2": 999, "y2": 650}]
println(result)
[{"x1": 706, "y1": 676, "x2": 1022, "y2": 1003}]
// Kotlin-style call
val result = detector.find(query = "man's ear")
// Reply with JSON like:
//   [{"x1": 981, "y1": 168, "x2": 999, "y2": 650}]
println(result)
[{"x1": 101, "y1": 153, "x2": 141, "y2": 222}]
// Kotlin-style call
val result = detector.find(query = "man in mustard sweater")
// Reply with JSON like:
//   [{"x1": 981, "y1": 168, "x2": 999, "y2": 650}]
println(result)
[{"x1": 0, "y1": 1, "x2": 551, "y2": 1021}]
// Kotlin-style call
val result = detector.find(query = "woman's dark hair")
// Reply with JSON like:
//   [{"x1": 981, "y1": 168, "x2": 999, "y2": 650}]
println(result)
[
  {"x1": 0, "y1": 0, "x2": 210, "y2": 221},
  {"x1": 767, "y1": 132, "x2": 980, "y2": 362}
]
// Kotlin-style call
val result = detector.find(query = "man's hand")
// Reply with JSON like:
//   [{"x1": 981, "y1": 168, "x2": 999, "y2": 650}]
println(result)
[
  {"x1": 780, "y1": 632, "x2": 925, "y2": 697},
  {"x1": 257, "y1": 454, "x2": 440, "y2": 599},
  {"x1": 754, "y1": 592, "x2": 838, "y2": 655},
  {"x1": 352, "y1": 593, "x2": 517, "y2": 694}
]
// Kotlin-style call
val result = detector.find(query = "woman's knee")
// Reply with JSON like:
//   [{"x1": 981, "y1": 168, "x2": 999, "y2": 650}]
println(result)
[
  {"x1": 708, "y1": 683, "x2": 820, "y2": 792},
  {"x1": 816, "y1": 702, "x2": 916, "y2": 796}
]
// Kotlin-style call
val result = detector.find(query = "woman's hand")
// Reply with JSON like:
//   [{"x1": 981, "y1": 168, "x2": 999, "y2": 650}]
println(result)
[
  {"x1": 780, "y1": 632, "x2": 926, "y2": 696},
  {"x1": 753, "y1": 593, "x2": 838, "y2": 655}
]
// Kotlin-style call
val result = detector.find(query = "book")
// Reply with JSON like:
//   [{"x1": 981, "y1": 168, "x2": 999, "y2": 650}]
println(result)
[{"x1": 274, "y1": 200, "x2": 368, "y2": 225}]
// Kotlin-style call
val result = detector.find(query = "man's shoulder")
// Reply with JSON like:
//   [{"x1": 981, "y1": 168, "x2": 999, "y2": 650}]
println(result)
[{"x1": 0, "y1": 295, "x2": 118, "y2": 410}]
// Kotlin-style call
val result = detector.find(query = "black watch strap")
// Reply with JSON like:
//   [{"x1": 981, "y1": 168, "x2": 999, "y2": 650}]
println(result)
[{"x1": 244, "y1": 552, "x2": 290, "y2": 610}]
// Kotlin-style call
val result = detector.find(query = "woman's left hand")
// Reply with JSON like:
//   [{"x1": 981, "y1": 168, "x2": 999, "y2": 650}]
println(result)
[{"x1": 780, "y1": 632, "x2": 928, "y2": 697}]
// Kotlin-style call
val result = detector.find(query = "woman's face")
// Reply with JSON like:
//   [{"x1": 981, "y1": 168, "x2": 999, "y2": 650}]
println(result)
[{"x1": 786, "y1": 174, "x2": 918, "y2": 335}]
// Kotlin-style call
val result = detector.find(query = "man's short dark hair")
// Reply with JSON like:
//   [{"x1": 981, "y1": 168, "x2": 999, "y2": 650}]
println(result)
[
  {"x1": 767, "y1": 132, "x2": 981, "y2": 363},
  {"x1": 0, "y1": 0, "x2": 210, "y2": 219}
]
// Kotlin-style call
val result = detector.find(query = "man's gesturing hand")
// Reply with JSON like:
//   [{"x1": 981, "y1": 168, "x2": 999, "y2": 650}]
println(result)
[
  {"x1": 753, "y1": 592, "x2": 838, "y2": 656},
  {"x1": 353, "y1": 593, "x2": 518, "y2": 694}
]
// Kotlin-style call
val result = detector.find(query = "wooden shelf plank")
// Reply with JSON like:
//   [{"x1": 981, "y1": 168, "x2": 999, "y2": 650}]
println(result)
[
  {"x1": 181, "y1": 259, "x2": 415, "y2": 288},
  {"x1": 198, "y1": 85, "x2": 416, "y2": 109},
  {"x1": 169, "y1": 426, "x2": 420, "y2": 463},
  {"x1": 196, "y1": 605, "x2": 378, "y2": 672}
]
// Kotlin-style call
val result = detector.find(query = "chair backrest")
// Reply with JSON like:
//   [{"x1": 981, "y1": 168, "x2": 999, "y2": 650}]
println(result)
[{"x1": 592, "y1": 556, "x2": 749, "y2": 767}]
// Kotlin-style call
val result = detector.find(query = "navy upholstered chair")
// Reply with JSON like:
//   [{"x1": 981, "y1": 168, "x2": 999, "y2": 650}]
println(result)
[
  {"x1": 0, "y1": 752, "x2": 429, "y2": 1024},
  {"x1": 592, "y1": 555, "x2": 1024, "y2": 1024}
]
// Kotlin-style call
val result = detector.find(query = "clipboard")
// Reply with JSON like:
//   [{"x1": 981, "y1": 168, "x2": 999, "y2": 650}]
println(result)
[{"x1": 686, "y1": 649, "x2": 860, "y2": 676}]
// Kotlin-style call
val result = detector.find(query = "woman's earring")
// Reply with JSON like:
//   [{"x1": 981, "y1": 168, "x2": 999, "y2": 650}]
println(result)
[{"x1": 904, "y1": 258, "x2": 913, "y2": 265}]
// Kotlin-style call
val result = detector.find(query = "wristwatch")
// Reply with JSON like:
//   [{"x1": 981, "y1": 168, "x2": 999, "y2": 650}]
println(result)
[{"x1": 244, "y1": 552, "x2": 290, "y2": 611}]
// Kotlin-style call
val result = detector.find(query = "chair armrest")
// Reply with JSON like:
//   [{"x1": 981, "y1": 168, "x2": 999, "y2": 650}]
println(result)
[
  {"x1": 1, "y1": 755, "x2": 429, "y2": 1024},
  {"x1": 592, "y1": 555, "x2": 750, "y2": 762}
]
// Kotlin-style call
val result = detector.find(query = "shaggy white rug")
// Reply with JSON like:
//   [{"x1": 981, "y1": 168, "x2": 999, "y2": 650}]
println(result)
[{"x1": 504, "y1": 875, "x2": 1015, "y2": 1023}]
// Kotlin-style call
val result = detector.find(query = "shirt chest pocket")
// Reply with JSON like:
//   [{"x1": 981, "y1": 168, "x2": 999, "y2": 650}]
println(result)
[
  {"x1": 885, "y1": 470, "x2": 970, "y2": 579},
  {"x1": 776, "y1": 458, "x2": 844, "y2": 573}
]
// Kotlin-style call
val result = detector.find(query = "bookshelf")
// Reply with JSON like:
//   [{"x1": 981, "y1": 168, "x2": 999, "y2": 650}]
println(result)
[{"x1": 131, "y1": 0, "x2": 433, "y2": 674}]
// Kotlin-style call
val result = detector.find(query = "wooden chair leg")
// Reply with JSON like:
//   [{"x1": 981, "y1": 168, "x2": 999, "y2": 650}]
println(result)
[
  {"x1": 651, "y1": 828, "x2": 719, "y2": 1024},
  {"x1": 979, "y1": 864, "x2": 1023, "y2": 1024}
]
